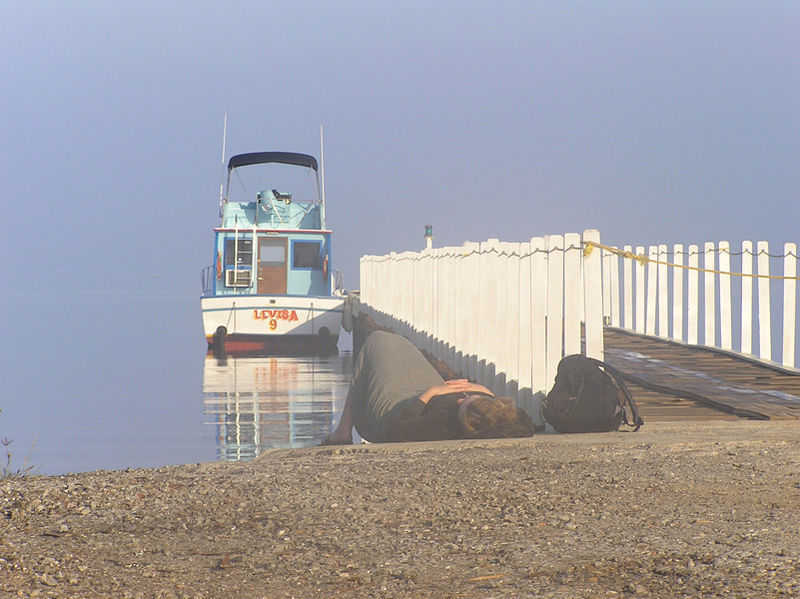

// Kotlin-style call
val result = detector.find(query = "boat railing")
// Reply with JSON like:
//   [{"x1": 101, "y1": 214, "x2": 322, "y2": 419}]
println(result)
[
  {"x1": 201, "y1": 265, "x2": 214, "y2": 296},
  {"x1": 333, "y1": 270, "x2": 345, "y2": 294}
]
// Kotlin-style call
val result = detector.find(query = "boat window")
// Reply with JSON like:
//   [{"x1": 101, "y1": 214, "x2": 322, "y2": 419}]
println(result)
[
  {"x1": 259, "y1": 242, "x2": 285, "y2": 265},
  {"x1": 224, "y1": 238, "x2": 253, "y2": 267},
  {"x1": 292, "y1": 241, "x2": 322, "y2": 269}
]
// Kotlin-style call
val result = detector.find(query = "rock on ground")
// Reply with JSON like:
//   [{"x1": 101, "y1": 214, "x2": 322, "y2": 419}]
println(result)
[{"x1": 1, "y1": 420, "x2": 799, "y2": 598}]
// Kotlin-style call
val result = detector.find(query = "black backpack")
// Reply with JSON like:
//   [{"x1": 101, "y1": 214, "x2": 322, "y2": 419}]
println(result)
[{"x1": 542, "y1": 355, "x2": 644, "y2": 433}]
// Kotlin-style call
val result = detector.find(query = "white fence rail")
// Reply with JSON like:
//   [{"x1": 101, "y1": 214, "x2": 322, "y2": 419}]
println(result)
[
  {"x1": 596, "y1": 240, "x2": 799, "y2": 369},
  {"x1": 359, "y1": 229, "x2": 604, "y2": 423}
]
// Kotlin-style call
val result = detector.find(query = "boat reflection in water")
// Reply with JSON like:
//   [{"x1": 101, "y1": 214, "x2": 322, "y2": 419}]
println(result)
[{"x1": 202, "y1": 351, "x2": 352, "y2": 461}]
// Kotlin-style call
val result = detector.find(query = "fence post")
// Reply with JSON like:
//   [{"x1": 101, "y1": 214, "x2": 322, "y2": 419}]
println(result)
[
  {"x1": 783, "y1": 242, "x2": 796, "y2": 368},
  {"x1": 546, "y1": 235, "x2": 564, "y2": 390},
  {"x1": 438, "y1": 248, "x2": 448, "y2": 361},
  {"x1": 623, "y1": 245, "x2": 633, "y2": 329},
  {"x1": 372, "y1": 256, "x2": 383, "y2": 326},
  {"x1": 444, "y1": 246, "x2": 457, "y2": 369},
  {"x1": 719, "y1": 241, "x2": 732, "y2": 350},
  {"x1": 406, "y1": 253, "x2": 416, "y2": 339},
  {"x1": 490, "y1": 241, "x2": 507, "y2": 392},
  {"x1": 672, "y1": 244, "x2": 684, "y2": 341},
  {"x1": 421, "y1": 251, "x2": 432, "y2": 348},
  {"x1": 399, "y1": 255, "x2": 409, "y2": 336},
  {"x1": 387, "y1": 252, "x2": 396, "y2": 326},
  {"x1": 392, "y1": 253, "x2": 401, "y2": 324},
  {"x1": 741, "y1": 241, "x2": 753, "y2": 355},
  {"x1": 505, "y1": 242, "x2": 521, "y2": 396},
  {"x1": 493, "y1": 243, "x2": 510, "y2": 392},
  {"x1": 481, "y1": 239, "x2": 500, "y2": 388},
  {"x1": 454, "y1": 245, "x2": 466, "y2": 375},
  {"x1": 704, "y1": 242, "x2": 716, "y2": 347},
  {"x1": 359, "y1": 256, "x2": 367, "y2": 305},
  {"x1": 564, "y1": 233, "x2": 582, "y2": 356},
  {"x1": 635, "y1": 246, "x2": 646, "y2": 333},
  {"x1": 646, "y1": 245, "x2": 658, "y2": 335},
  {"x1": 373, "y1": 255, "x2": 384, "y2": 325},
  {"x1": 602, "y1": 250, "x2": 612, "y2": 325},
  {"x1": 458, "y1": 243, "x2": 478, "y2": 377},
  {"x1": 449, "y1": 247, "x2": 459, "y2": 368},
  {"x1": 518, "y1": 241, "x2": 532, "y2": 396},
  {"x1": 378, "y1": 255, "x2": 389, "y2": 328},
  {"x1": 757, "y1": 241, "x2": 771, "y2": 361},
  {"x1": 465, "y1": 243, "x2": 481, "y2": 381},
  {"x1": 411, "y1": 253, "x2": 420, "y2": 346},
  {"x1": 609, "y1": 249, "x2": 620, "y2": 327},
  {"x1": 420, "y1": 252, "x2": 431, "y2": 348},
  {"x1": 530, "y1": 236, "x2": 548, "y2": 395},
  {"x1": 687, "y1": 245, "x2": 699, "y2": 345},
  {"x1": 366, "y1": 255, "x2": 376, "y2": 314},
  {"x1": 583, "y1": 230, "x2": 604, "y2": 360},
  {"x1": 403, "y1": 253, "x2": 414, "y2": 337},
  {"x1": 431, "y1": 249, "x2": 441, "y2": 358},
  {"x1": 658, "y1": 244, "x2": 668, "y2": 337}
]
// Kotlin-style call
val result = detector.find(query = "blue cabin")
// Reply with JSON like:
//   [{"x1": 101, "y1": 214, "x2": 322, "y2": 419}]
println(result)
[{"x1": 210, "y1": 191, "x2": 332, "y2": 298}]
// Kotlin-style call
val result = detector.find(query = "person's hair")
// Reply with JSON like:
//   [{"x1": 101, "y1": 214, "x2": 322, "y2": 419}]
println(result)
[{"x1": 461, "y1": 396, "x2": 535, "y2": 439}]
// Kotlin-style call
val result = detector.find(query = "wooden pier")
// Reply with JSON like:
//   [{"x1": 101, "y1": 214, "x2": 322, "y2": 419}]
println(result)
[
  {"x1": 603, "y1": 328, "x2": 800, "y2": 421},
  {"x1": 360, "y1": 230, "x2": 799, "y2": 426}
]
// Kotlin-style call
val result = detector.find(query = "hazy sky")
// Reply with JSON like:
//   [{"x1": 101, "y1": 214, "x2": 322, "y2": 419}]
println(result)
[
  {"x1": 0, "y1": 1, "x2": 798, "y2": 471},
  {"x1": 2, "y1": 2, "x2": 798, "y2": 289}
]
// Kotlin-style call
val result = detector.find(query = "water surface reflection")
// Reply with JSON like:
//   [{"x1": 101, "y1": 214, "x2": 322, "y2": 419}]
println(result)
[{"x1": 202, "y1": 352, "x2": 352, "y2": 461}]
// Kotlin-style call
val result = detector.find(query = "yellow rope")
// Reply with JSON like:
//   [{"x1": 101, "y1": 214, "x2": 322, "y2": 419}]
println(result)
[{"x1": 583, "y1": 240, "x2": 800, "y2": 281}]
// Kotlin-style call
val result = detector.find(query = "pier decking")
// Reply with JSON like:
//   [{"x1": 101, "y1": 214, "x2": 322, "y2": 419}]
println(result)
[{"x1": 603, "y1": 328, "x2": 800, "y2": 421}]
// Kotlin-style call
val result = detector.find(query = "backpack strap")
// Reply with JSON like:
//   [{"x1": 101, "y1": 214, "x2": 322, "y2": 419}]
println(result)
[{"x1": 585, "y1": 357, "x2": 644, "y2": 431}]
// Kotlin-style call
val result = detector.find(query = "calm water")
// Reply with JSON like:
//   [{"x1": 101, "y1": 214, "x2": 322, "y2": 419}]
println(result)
[
  {"x1": 0, "y1": 270, "x2": 354, "y2": 475},
  {"x1": 2, "y1": 350, "x2": 352, "y2": 476},
  {"x1": 202, "y1": 352, "x2": 352, "y2": 462}
]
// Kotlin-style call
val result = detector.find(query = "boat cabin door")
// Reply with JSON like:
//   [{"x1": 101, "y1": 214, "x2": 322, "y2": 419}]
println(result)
[{"x1": 257, "y1": 237, "x2": 287, "y2": 295}]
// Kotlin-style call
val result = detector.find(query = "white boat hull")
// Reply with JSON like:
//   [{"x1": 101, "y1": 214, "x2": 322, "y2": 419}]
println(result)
[{"x1": 201, "y1": 295, "x2": 344, "y2": 353}]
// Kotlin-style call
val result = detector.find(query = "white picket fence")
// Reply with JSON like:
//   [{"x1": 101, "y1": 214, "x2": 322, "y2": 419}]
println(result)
[
  {"x1": 598, "y1": 240, "x2": 799, "y2": 369},
  {"x1": 359, "y1": 229, "x2": 604, "y2": 422}
]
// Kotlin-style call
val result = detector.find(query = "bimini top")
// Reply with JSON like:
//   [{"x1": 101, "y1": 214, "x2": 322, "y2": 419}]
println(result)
[{"x1": 227, "y1": 152, "x2": 318, "y2": 171}]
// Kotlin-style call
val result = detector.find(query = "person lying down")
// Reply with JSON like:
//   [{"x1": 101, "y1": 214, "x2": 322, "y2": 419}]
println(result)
[{"x1": 322, "y1": 331, "x2": 534, "y2": 445}]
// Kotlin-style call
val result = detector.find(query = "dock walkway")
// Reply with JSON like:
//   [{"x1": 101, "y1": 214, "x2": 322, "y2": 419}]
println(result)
[{"x1": 603, "y1": 328, "x2": 800, "y2": 421}]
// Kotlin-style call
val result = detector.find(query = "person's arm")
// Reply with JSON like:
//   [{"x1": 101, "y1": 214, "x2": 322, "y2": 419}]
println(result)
[{"x1": 417, "y1": 379, "x2": 494, "y2": 405}]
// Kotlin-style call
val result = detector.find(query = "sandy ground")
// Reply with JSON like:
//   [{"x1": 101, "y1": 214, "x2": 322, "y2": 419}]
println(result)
[{"x1": 2, "y1": 419, "x2": 799, "y2": 599}]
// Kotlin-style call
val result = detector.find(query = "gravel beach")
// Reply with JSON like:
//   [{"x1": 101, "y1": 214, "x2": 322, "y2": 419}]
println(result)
[{"x1": 2, "y1": 419, "x2": 799, "y2": 598}]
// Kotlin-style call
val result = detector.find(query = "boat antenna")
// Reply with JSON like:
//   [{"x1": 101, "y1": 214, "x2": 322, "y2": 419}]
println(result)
[
  {"x1": 218, "y1": 113, "x2": 228, "y2": 217},
  {"x1": 319, "y1": 124, "x2": 326, "y2": 227}
]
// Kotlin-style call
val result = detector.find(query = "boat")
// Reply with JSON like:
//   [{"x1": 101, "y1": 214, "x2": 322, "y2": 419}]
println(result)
[{"x1": 201, "y1": 149, "x2": 344, "y2": 355}]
